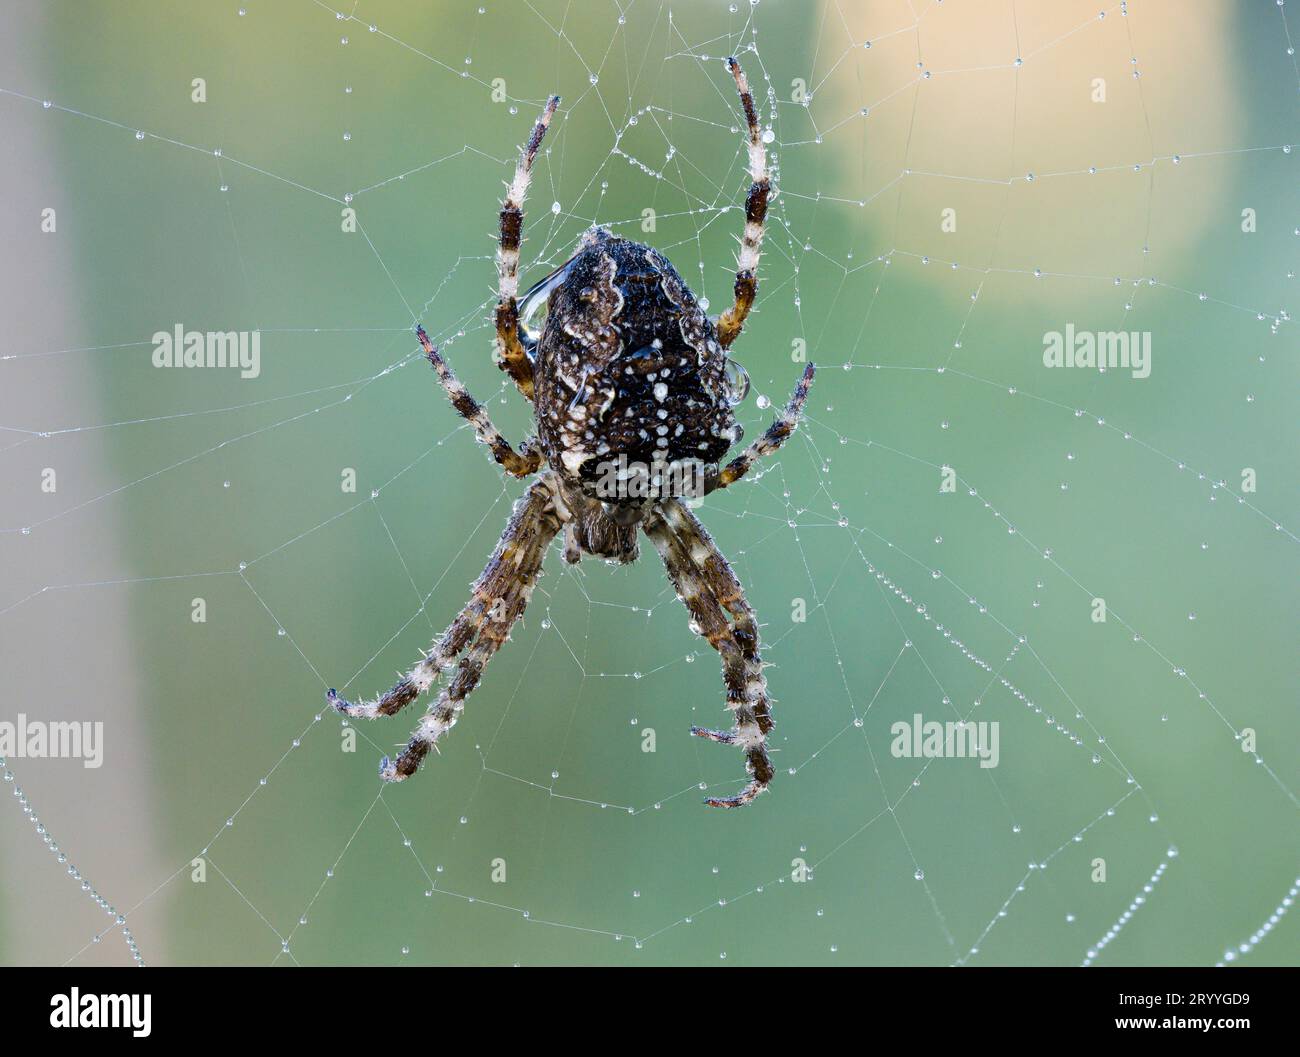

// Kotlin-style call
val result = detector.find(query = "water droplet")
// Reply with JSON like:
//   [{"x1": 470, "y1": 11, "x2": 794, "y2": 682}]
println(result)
[
  {"x1": 518, "y1": 258, "x2": 573, "y2": 340},
  {"x1": 723, "y1": 360, "x2": 751, "y2": 405}
]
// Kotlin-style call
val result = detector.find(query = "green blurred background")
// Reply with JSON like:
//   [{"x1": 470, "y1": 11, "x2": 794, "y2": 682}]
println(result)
[{"x1": 0, "y1": 0, "x2": 1295, "y2": 966}]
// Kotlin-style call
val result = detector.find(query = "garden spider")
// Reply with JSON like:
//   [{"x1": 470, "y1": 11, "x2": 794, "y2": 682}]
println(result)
[{"x1": 328, "y1": 57, "x2": 814, "y2": 807}]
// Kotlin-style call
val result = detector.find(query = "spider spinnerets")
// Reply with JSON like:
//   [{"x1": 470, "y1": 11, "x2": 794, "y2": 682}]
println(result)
[{"x1": 328, "y1": 57, "x2": 814, "y2": 807}]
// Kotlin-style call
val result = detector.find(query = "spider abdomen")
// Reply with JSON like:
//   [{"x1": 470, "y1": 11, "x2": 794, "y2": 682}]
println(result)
[{"x1": 530, "y1": 228, "x2": 742, "y2": 502}]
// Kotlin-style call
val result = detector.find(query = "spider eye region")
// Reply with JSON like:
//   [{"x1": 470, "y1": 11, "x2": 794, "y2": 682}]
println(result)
[{"x1": 531, "y1": 238, "x2": 744, "y2": 494}]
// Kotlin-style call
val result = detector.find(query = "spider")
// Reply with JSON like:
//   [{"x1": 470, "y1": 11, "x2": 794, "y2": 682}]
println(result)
[{"x1": 328, "y1": 57, "x2": 814, "y2": 807}]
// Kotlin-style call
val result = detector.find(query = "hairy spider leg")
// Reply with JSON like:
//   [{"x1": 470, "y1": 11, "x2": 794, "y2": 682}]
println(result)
[
  {"x1": 416, "y1": 326, "x2": 541, "y2": 478},
  {"x1": 660, "y1": 497, "x2": 772, "y2": 722},
  {"x1": 715, "y1": 57, "x2": 770, "y2": 349},
  {"x1": 708, "y1": 362, "x2": 815, "y2": 494},
  {"x1": 643, "y1": 507, "x2": 775, "y2": 807},
  {"x1": 495, "y1": 95, "x2": 560, "y2": 401},
  {"x1": 382, "y1": 479, "x2": 561, "y2": 781},
  {"x1": 661, "y1": 500, "x2": 778, "y2": 807},
  {"x1": 328, "y1": 478, "x2": 557, "y2": 732}
]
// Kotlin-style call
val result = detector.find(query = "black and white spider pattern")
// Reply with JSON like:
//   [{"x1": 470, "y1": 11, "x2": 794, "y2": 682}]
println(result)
[{"x1": 328, "y1": 57, "x2": 814, "y2": 807}]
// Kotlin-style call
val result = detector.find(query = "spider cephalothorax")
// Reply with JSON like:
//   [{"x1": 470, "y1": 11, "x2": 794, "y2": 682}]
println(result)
[{"x1": 328, "y1": 58, "x2": 814, "y2": 807}]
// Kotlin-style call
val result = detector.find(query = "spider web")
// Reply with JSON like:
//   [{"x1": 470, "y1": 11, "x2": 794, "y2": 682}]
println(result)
[{"x1": 0, "y1": 0, "x2": 1296, "y2": 967}]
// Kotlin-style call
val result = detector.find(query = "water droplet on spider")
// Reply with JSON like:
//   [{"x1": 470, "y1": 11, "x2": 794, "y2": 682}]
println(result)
[
  {"x1": 723, "y1": 360, "x2": 750, "y2": 405},
  {"x1": 761, "y1": 128, "x2": 775, "y2": 144},
  {"x1": 518, "y1": 258, "x2": 573, "y2": 340}
]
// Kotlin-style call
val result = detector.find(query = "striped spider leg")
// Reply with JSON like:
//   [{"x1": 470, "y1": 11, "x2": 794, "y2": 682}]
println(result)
[
  {"x1": 329, "y1": 477, "x2": 560, "y2": 780},
  {"x1": 708, "y1": 361, "x2": 815, "y2": 494},
  {"x1": 715, "y1": 55, "x2": 771, "y2": 349},
  {"x1": 494, "y1": 95, "x2": 560, "y2": 401},
  {"x1": 644, "y1": 500, "x2": 777, "y2": 807}
]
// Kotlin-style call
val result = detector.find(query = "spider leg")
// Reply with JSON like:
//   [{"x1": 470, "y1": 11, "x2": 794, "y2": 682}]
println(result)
[
  {"x1": 328, "y1": 479, "x2": 558, "y2": 731},
  {"x1": 715, "y1": 57, "x2": 769, "y2": 350},
  {"x1": 494, "y1": 95, "x2": 560, "y2": 402},
  {"x1": 659, "y1": 500, "x2": 775, "y2": 795},
  {"x1": 707, "y1": 362, "x2": 815, "y2": 494},
  {"x1": 416, "y1": 326, "x2": 541, "y2": 479},
  {"x1": 382, "y1": 480, "x2": 561, "y2": 781},
  {"x1": 643, "y1": 507, "x2": 774, "y2": 808}
]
